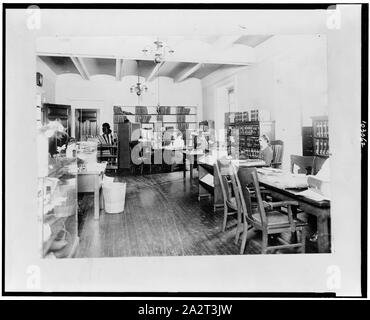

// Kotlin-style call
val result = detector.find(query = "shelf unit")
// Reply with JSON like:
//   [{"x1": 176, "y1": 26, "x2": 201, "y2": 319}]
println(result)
[
  {"x1": 113, "y1": 105, "x2": 198, "y2": 135},
  {"x1": 38, "y1": 151, "x2": 79, "y2": 259},
  {"x1": 97, "y1": 143, "x2": 118, "y2": 171},
  {"x1": 312, "y1": 116, "x2": 329, "y2": 157},
  {"x1": 225, "y1": 118, "x2": 275, "y2": 159}
]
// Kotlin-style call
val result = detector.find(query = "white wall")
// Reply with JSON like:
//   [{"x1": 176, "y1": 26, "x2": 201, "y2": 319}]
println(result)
[
  {"x1": 55, "y1": 74, "x2": 202, "y2": 137},
  {"x1": 202, "y1": 35, "x2": 328, "y2": 169},
  {"x1": 36, "y1": 57, "x2": 56, "y2": 103}
]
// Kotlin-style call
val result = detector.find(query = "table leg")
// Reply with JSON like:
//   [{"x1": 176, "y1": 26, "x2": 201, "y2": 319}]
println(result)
[
  {"x1": 317, "y1": 216, "x2": 330, "y2": 253},
  {"x1": 99, "y1": 187, "x2": 104, "y2": 214},
  {"x1": 94, "y1": 175, "x2": 100, "y2": 220},
  {"x1": 291, "y1": 205, "x2": 298, "y2": 243},
  {"x1": 94, "y1": 189, "x2": 99, "y2": 220},
  {"x1": 183, "y1": 153, "x2": 186, "y2": 178},
  {"x1": 190, "y1": 163, "x2": 194, "y2": 181}
]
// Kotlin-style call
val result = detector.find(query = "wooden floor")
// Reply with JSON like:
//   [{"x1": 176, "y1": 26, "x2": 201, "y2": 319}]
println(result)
[{"x1": 76, "y1": 171, "x2": 317, "y2": 258}]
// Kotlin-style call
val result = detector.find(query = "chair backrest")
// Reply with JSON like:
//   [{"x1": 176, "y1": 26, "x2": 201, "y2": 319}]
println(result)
[
  {"x1": 313, "y1": 156, "x2": 327, "y2": 175},
  {"x1": 234, "y1": 166, "x2": 267, "y2": 227},
  {"x1": 270, "y1": 140, "x2": 284, "y2": 167},
  {"x1": 290, "y1": 155, "x2": 315, "y2": 175},
  {"x1": 215, "y1": 159, "x2": 233, "y2": 204}
]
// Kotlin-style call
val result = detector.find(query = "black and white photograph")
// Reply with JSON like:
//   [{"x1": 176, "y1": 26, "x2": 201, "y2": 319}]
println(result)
[{"x1": 2, "y1": 2, "x2": 367, "y2": 298}]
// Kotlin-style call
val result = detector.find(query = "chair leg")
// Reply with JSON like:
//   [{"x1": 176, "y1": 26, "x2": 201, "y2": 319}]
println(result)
[
  {"x1": 222, "y1": 206, "x2": 228, "y2": 232},
  {"x1": 239, "y1": 222, "x2": 248, "y2": 254},
  {"x1": 301, "y1": 227, "x2": 306, "y2": 253},
  {"x1": 261, "y1": 231, "x2": 268, "y2": 254},
  {"x1": 235, "y1": 211, "x2": 241, "y2": 244}
]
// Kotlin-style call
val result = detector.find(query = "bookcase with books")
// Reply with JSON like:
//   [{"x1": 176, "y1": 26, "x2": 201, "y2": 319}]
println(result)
[
  {"x1": 113, "y1": 105, "x2": 197, "y2": 133},
  {"x1": 225, "y1": 111, "x2": 275, "y2": 159},
  {"x1": 312, "y1": 115, "x2": 329, "y2": 157}
]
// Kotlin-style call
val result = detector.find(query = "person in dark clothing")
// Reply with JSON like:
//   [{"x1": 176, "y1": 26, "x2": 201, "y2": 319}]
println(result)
[
  {"x1": 259, "y1": 134, "x2": 273, "y2": 166},
  {"x1": 101, "y1": 123, "x2": 114, "y2": 145}
]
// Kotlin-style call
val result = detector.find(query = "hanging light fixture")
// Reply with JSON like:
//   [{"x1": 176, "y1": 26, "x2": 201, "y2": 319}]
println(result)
[
  {"x1": 142, "y1": 38, "x2": 175, "y2": 64},
  {"x1": 130, "y1": 60, "x2": 148, "y2": 96}
]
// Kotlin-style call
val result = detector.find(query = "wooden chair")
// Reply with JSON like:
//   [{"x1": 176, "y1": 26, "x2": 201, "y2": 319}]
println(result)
[
  {"x1": 233, "y1": 165, "x2": 308, "y2": 254},
  {"x1": 313, "y1": 156, "x2": 327, "y2": 175},
  {"x1": 270, "y1": 140, "x2": 284, "y2": 169},
  {"x1": 290, "y1": 154, "x2": 327, "y2": 176},
  {"x1": 215, "y1": 159, "x2": 239, "y2": 232},
  {"x1": 290, "y1": 155, "x2": 315, "y2": 175}
]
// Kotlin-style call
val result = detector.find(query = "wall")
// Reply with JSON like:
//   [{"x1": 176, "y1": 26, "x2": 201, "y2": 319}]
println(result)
[
  {"x1": 36, "y1": 56, "x2": 56, "y2": 103},
  {"x1": 55, "y1": 74, "x2": 202, "y2": 136},
  {"x1": 202, "y1": 35, "x2": 328, "y2": 169}
]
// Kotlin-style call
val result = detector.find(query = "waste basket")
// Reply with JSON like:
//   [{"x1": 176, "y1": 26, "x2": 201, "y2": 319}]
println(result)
[{"x1": 102, "y1": 181, "x2": 126, "y2": 214}]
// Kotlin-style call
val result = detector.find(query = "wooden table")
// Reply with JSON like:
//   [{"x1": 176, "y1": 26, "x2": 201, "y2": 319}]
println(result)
[
  {"x1": 77, "y1": 163, "x2": 107, "y2": 220},
  {"x1": 258, "y1": 172, "x2": 331, "y2": 253},
  {"x1": 183, "y1": 149, "x2": 205, "y2": 181}
]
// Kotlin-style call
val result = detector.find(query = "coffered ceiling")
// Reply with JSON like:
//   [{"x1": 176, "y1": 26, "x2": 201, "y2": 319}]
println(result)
[{"x1": 37, "y1": 35, "x2": 273, "y2": 82}]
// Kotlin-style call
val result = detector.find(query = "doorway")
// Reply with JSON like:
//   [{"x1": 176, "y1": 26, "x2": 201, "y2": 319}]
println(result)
[{"x1": 75, "y1": 108, "x2": 100, "y2": 141}]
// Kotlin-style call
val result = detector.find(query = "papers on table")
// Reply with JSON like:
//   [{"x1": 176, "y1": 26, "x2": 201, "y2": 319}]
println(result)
[
  {"x1": 257, "y1": 169, "x2": 308, "y2": 189},
  {"x1": 236, "y1": 159, "x2": 266, "y2": 167},
  {"x1": 296, "y1": 188, "x2": 330, "y2": 201},
  {"x1": 199, "y1": 173, "x2": 214, "y2": 187}
]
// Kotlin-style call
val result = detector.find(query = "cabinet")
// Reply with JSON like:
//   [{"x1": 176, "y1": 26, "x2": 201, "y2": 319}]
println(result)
[
  {"x1": 302, "y1": 126, "x2": 314, "y2": 156},
  {"x1": 37, "y1": 129, "x2": 78, "y2": 258},
  {"x1": 42, "y1": 103, "x2": 72, "y2": 137},
  {"x1": 225, "y1": 120, "x2": 275, "y2": 159},
  {"x1": 117, "y1": 122, "x2": 141, "y2": 169},
  {"x1": 312, "y1": 116, "x2": 329, "y2": 157}
]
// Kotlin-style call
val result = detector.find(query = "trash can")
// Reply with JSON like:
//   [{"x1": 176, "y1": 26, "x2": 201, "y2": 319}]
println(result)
[{"x1": 102, "y1": 181, "x2": 126, "y2": 214}]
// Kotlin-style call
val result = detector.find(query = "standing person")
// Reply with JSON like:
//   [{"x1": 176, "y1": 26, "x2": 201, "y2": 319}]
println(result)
[
  {"x1": 100, "y1": 123, "x2": 114, "y2": 145},
  {"x1": 258, "y1": 134, "x2": 273, "y2": 166}
]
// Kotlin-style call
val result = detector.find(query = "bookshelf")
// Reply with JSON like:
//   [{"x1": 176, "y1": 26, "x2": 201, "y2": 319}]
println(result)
[
  {"x1": 97, "y1": 143, "x2": 118, "y2": 171},
  {"x1": 225, "y1": 118, "x2": 275, "y2": 159},
  {"x1": 312, "y1": 116, "x2": 329, "y2": 157},
  {"x1": 38, "y1": 135, "x2": 79, "y2": 259},
  {"x1": 113, "y1": 105, "x2": 198, "y2": 135}
]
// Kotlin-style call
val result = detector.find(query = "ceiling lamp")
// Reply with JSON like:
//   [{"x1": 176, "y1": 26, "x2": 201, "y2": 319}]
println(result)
[
  {"x1": 130, "y1": 60, "x2": 148, "y2": 96},
  {"x1": 142, "y1": 39, "x2": 175, "y2": 64}
]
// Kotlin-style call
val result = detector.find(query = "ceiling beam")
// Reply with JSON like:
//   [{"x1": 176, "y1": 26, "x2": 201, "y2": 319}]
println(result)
[
  {"x1": 115, "y1": 58, "x2": 123, "y2": 81},
  {"x1": 37, "y1": 37, "x2": 255, "y2": 65},
  {"x1": 70, "y1": 56, "x2": 90, "y2": 80},
  {"x1": 146, "y1": 62, "x2": 163, "y2": 82},
  {"x1": 212, "y1": 35, "x2": 242, "y2": 49},
  {"x1": 174, "y1": 63, "x2": 202, "y2": 83}
]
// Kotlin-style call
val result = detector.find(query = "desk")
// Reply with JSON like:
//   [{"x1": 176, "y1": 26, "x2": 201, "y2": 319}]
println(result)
[
  {"x1": 257, "y1": 171, "x2": 331, "y2": 253},
  {"x1": 183, "y1": 149, "x2": 205, "y2": 181},
  {"x1": 77, "y1": 163, "x2": 107, "y2": 220}
]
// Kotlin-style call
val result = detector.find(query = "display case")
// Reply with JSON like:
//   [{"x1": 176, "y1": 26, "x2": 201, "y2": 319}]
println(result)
[{"x1": 37, "y1": 126, "x2": 78, "y2": 259}]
